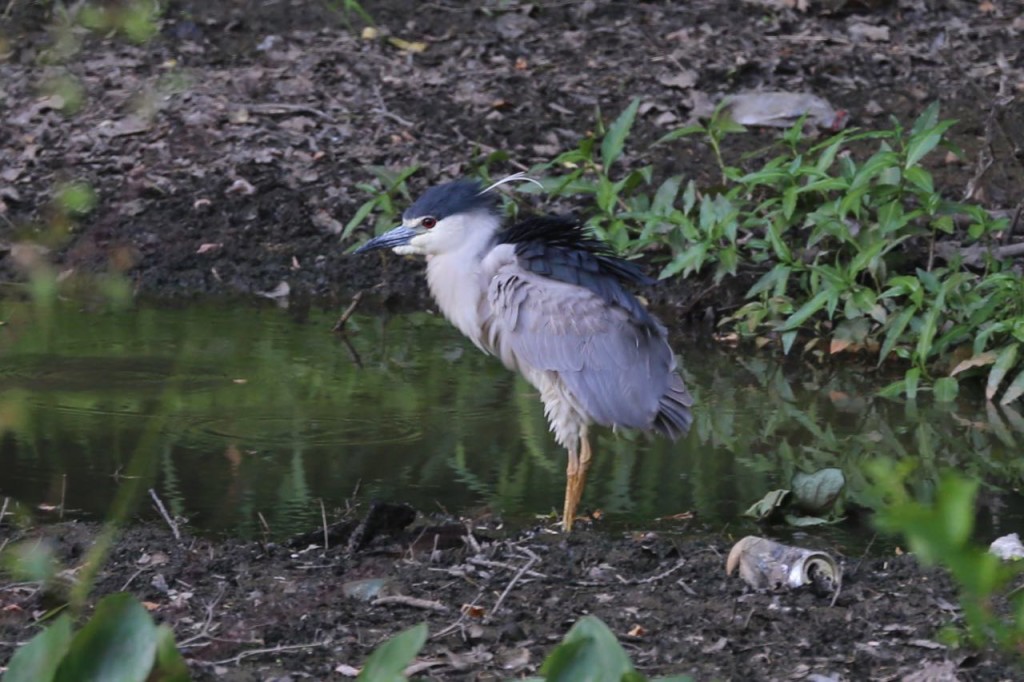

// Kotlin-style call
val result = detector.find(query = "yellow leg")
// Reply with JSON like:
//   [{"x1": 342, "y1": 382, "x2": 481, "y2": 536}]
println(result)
[{"x1": 562, "y1": 433, "x2": 593, "y2": 532}]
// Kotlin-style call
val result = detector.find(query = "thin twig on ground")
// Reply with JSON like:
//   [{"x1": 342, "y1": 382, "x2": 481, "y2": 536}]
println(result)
[
  {"x1": 320, "y1": 498, "x2": 329, "y2": 550},
  {"x1": 206, "y1": 641, "x2": 329, "y2": 666},
  {"x1": 487, "y1": 556, "x2": 538, "y2": 621},
  {"x1": 372, "y1": 595, "x2": 449, "y2": 612},
  {"x1": 462, "y1": 522, "x2": 482, "y2": 554},
  {"x1": 244, "y1": 102, "x2": 331, "y2": 120},
  {"x1": 149, "y1": 488, "x2": 181, "y2": 541},
  {"x1": 430, "y1": 589, "x2": 486, "y2": 641},
  {"x1": 120, "y1": 567, "x2": 147, "y2": 591},
  {"x1": 332, "y1": 290, "x2": 365, "y2": 332},
  {"x1": 59, "y1": 474, "x2": 66, "y2": 521},
  {"x1": 178, "y1": 585, "x2": 228, "y2": 648},
  {"x1": 466, "y1": 557, "x2": 548, "y2": 579},
  {"x1": 616, "y1": 559, "x2": 687, "y2": 585}
]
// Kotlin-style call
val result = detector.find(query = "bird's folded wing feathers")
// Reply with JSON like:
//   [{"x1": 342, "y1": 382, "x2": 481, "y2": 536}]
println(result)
[{"x1": 484, "y1": 264, "x2": 675, "y2": 430}]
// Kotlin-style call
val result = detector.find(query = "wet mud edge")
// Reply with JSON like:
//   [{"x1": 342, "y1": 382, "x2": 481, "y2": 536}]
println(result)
[{"x1": 1, "y1": 509, "x2": 1020, "y2": 680}]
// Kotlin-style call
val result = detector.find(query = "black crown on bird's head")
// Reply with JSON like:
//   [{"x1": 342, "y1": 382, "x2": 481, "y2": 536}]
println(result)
[
  {"x1": 403, "y1": 173, "x2": 544, "y2": 223},
  {"x1": 403, "y1": 180, "x2": 497, "y2": 222}
]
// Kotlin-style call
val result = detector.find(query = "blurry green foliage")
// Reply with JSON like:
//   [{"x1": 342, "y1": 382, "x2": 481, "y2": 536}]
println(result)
[
  {"x1": 354, "y1": 616, "x2": 692, "y2": 682},
  {"x1": 870, "y1": 463, "x2": 1024, "y2": 651},
  {"x1": 2, "y1": 593, "x2": 188, "y2": 682}
]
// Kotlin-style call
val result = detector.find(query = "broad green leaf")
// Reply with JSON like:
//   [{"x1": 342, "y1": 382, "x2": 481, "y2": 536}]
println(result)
[
  {"x1": 987, "y1": 344, "x2": 1019, "y2": 401},
  {"x1": 54, "y1": 594, "x2": 159, "y2": 682},
  {"x1": 782, "y1": 185, "x2": 798, "y2": 220},
  {"x1": 743, "y1": 489, "x2": 790, "y2": 520},
  {"x1": 596, "y1": 175, "x2": 616, "y2": 213},
  {"x1": 746, "y1": 264, "x2": 790, "y2": 298},
  {"x1": 913, "y1": 290, "x2": 945, "y2": 364},
  {"x1": 779, "y1": 289, "x2": 830, "y2": 331},
  {"x1": 765, "y1": 220, "x2": 792, "y2": 262},
  {"x1": 343, "y1": 198, "x2": 383, "y2": 240},
  {"x1": 652, "y1": 175, "x2": 683, "y2": 214},
  {"x1": 876, "y1": 200, "x2": 904, "y2": 233},
  {"x1": 791, "y1": 468, "x2": 845, "y2": 513},
  {"x1": 152, "y1": 625, "x2": 190, "y2": 682},
  {"x1": 3, "y1": 539, "x2": 58, "y2": 583},
  {"x1": 814, "y1": 137, "x2": 845, "y2": 173},
  {"x1": 878, "y1": 377, "x2": 908, "y2": 399},
  {"x1": 850, "y1": 150, "x2": 899, "y2": 190},
  {"x1": 540, "y1": 616, "x2": 635, "y2": 682},
  {"x1": 681, "y1": 179, "x2": 697, "y2": 214},
  {"x1": 938, "y1": 475, "x2": 978, "y2": 548},
  {"x1": 905, "y1": 120, "x2": 956, "y2": 169},
  {"x1": 659, "y1": 245, "x2": 707, "y2": 279},
  {"x1": 357, "y1": 623, "x2": 428, "y2": 682},
  {"x1": 933, "y1": 376, "x2": 959, "y2": 402},
  {"x1": 716, "y1": 245, "x2": 738, "y2": 282},
  {"x1": 601, "y1": 98, "x2": 640, "y2": 170},
  {"x1": 781, "y1": 329, "x2": 798, "y2": 355},
  {"x1": 654, "y1": 123, "x2": 705, "y2": 146},
  {"x1": 905, "y1": 367, "x2": 921, "y2": 400},
  {"x1": 55, "y1": 182, "x2": 97, "y2": 215},
  {"x1": 903, "y1": 165, "x2": 934, "y2": 193},
  {"x1": 910, "y1": 101, "x2": 941, "y2": 137},
  {"x1": 3, "y1": 615, "x2": 73, "y2": 682}
]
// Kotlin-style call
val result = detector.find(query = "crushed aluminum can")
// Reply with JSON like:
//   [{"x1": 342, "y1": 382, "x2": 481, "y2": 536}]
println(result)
[{"x1": 726, "y1": 536, "x2": 842, "y2": 598}]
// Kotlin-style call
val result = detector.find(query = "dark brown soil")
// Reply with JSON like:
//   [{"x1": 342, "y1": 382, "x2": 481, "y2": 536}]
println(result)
[
  {"x1": 1, "y1": 0, "x2": 1022, "y2": 305},
  {"x1": 3, "y1": 0, "x2": 1024, "y2": 679},
  {"x1": 2, "y1": 507, "x2": 1021, "y2": 681}
]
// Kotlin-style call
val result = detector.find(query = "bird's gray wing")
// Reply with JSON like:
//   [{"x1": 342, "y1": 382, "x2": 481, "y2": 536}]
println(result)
[{"x1": 482, "y1": 252, "x2": 676, "y2": 430}]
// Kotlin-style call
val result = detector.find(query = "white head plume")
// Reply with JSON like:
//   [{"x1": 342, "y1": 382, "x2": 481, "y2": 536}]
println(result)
[{"x1": 479, "y1": 171, "x2": 545, "y2": 195}]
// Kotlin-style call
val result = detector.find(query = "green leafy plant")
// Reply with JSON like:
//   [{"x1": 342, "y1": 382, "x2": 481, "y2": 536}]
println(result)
[
  {"x1": 744, "y1": 466, "x2": 846, "y2": 526},
  {"x1": 346, "y1": 100, "x2": 1020, "y2": 405},
  {"x1": 355, "y1": 623, "x2": 427, "y2": 682},
  {"x1": 2, "y1": 593, "x2": 188, "y2": 682},
  {"x1": 525, "y1": 616, "x2": 692, "y2": 682},
  {"x1": 342, "y1": 165, "x2": 422, "y2": 244},
  {"x1": 869, "y1": 462, "x2": 1024, "y2": 650},
  {"x1": 352, "y1": 616, "x2": 692, "y2": 682},
  {"x1": 322, "y1": 0, "x2": 376, "y2": 31},
  {"x1": 535, "y1": 100, "x2": 1017, "y2": 403}
]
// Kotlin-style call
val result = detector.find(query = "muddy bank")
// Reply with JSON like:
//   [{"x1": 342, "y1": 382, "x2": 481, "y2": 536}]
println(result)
[
  {"x1": 1, "y1": 0, "x2": 1022, "y2": 304},
  {"x1": 2, "y1": 507, "x2": 1020, "y2": 680}
]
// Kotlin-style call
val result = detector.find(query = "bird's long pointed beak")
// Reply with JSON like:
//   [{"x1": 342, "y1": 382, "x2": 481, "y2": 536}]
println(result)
[{"x1": 354, "y1": 225, "x2": 417, "y2": 254}]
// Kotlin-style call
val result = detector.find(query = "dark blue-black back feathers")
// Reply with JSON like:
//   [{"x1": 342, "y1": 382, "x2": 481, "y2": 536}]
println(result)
[{"x1": 498, "y1": 215, "x2": 658, "y2": 330}]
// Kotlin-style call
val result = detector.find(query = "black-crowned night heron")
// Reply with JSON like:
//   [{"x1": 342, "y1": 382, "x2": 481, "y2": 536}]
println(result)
[{"x1": 355, "y1": 174, "x2": 693, "y2": 531}]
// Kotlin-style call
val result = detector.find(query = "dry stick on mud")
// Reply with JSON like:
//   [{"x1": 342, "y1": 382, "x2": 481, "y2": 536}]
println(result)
[
  {"x1": 177, "y1": 585, "x2": 232, "y2": 649},
  {"x1": 467, "y1": 557, "x2": 548, "y2": 580},
  {"x1": 320, "y1": 498, "x2": 329, "y2": 550},
  {"x1": 372, "y1": 595, "x2": 449, "y2": 612},
  {"x1": 0, "y1": 497, "x2": 8, "y2": 554},
  {"x1": 431, "y1": 590, "x2": 487, "y2": 641},
  {"x1": 487, "y1": 556, "x2": 539, "y2": 621},
  {"x1": 208, "y1": 641, "x2": 330, "y2": 667},
  {"x1": 332, "y1": 289, "x2": 366, "y2": 332},
  {"x1": 149, "y1": 488, "x2": 181, "y2": 541},
  {"x1": 616, "y1": 558, "x2": 687, "y2": 585}
]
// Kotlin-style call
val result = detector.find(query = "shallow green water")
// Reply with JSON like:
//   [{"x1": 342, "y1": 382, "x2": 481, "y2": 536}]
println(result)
[{"x1": 1, "y1": 299, "x2": 1023, "y2": 538}]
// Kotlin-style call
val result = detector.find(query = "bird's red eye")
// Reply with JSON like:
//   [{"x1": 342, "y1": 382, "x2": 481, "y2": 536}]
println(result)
[{"x1": 421, "y1": 217, "x2": 437, "y2": 229}]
